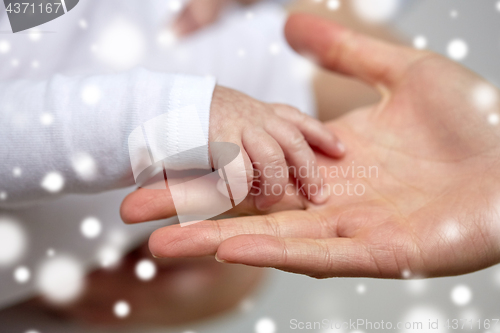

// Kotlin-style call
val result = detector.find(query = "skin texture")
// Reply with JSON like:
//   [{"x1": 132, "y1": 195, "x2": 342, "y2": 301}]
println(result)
[
  {"x1": 208, "y1": 86, "x2": 344, "y2": 210},
  {"x1": 122, "y1": 14, "x2": 500, "y2": 279}
]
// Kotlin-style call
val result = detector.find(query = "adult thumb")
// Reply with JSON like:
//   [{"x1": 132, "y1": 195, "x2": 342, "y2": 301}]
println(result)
[{"x1": 285, "y1": 13, "x2": 421, "y2": 89}]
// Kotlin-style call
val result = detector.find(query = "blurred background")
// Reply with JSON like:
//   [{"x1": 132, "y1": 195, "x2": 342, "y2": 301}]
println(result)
[{"x1": 0, "y1": 0, "x2": 499, "y2": 332}]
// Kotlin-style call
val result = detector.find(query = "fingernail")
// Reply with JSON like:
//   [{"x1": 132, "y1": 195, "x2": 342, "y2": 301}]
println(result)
[
  {"x1": 152, "y1": 254, "x2": 162, "y2": 259},
  {"x1": 215, "y1": 253, "x2": 227, "y2": 263},
  {"x1": 312, "y1": 186, "x2": 329, "y2": 205},
  {"x1": 255, "y1": 196, "x2": 269, "y2": 212}
]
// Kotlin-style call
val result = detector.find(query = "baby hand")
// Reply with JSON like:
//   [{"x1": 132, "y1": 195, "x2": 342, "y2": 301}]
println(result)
[{"x1": 209, "y1": 86, "x2": 345, "y2": 210}]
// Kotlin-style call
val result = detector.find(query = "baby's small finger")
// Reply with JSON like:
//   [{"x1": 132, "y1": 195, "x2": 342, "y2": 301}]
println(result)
[
  {"x1": 242, "y1": 129, "x2": 288, "y2": 211},
  {"x1": 265, "y1": 118, "x2": 328, "y2": 205},
  {"x1": 210, "y1": 137, "x2": 254, "y2": 202},
  {"x1": 272, "y1": 104, "x2": 345, "y2": 157}
]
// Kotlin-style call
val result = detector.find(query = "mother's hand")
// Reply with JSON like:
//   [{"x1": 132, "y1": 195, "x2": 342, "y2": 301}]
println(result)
[{"x1": 122, "y1": 14, "x2": 500, "y2": 279}]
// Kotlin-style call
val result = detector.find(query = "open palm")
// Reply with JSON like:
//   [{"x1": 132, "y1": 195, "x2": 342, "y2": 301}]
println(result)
[{"x1": 121, "y1": 14, "x2": 500, "y2": 279}]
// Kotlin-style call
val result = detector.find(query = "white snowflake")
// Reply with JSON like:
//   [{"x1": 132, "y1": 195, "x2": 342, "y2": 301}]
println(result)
[
  {"x1": 0, "y1": 40, "x2": 11, "y2": 54},
  {"x1": 135, "y1": 259, "x2": 157, "y2": 281},
  {"x1": 255, "y1": 317, "x2": 276, "y2": 333},
  {"x1": 98, "y1": 245, "x2": 122, "y2": 268},
  {"x1": 269, "y1": 43, "x2": 280, "y2": 55},
  {"x1": 352, "y1": 0, "x2": 400, "y2": 23},
  {"x1": 80, "y1": 217, "x2": 102, "y2": 239},
  {"x1": 447, "y1": 39, "x2": 468, "y2": 61},
  {"x1": 28, "y1": 28, "x2": 41, "y2": 41},
  {"x1": 157, "y1": 29, "x2": 177, "y2": 47},
  {"x1": 451, "y1": 284, "x2": 472, "y2": 306},
  {"x1": 168, "y1": 0, "x2": 182, "y2": 12},
  {"x1": 239, "y1": 298, "x2": 255, "y2": 312},
  {"x1": 405, "y1": 278, "x2": 428, "y2": 295},
  {"x1": 114, "y1": 300, "x2": 131, "y2": 318},
  {"x1": 41, "y1": 172, "x2": 65, "y2": 193},
  {"x1": 488, "y1": 113, "x2": 499, "y2": 125},
  {"x1": 36, "y1": 256, "x2": 85, "y2": 304},
  {"x1": 356, "y1": 284, "x2": 367, "y2": 294},
  {"x1": 472, "y1": 83, "x2": 498, "y2": 111},
  {"x1": 0, "y1": 218, "x2": 26, "y2": 266},
  {"x1": 14, "y1": 266, "x2": 31, "y2": 284},
  {"x1": 327, "y1": 0, "x2": 341, "y2": 11},
  {"x1": 413, "y1": 35, "x2": 427, "y2": 50},
  {"x1": 401, "y1": 306, "x2": 446, "y2": 333},
  {"x1": 95, "y1": 19, "x2": 145, "y2": 70},
  {"x1": 40, "y1": 113, "x2": 54, "y2": 126},
  {"x1": 79, "y1": 19, "x2": 88, "y2": 29},
  {"x1": 71, "y1": 152, "x2": 97, "y2": 181},
  {"x1": 81, "y1": 85, "x2": 101, "y2": 106},
  {"x1": 13, "y1": 167, "x2": 22, "y2": 177}
]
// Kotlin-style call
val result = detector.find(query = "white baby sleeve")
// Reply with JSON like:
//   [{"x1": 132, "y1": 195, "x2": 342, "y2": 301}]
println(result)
[{"x1": 0, "y1": 68, "x2": 216, "y2": 208}]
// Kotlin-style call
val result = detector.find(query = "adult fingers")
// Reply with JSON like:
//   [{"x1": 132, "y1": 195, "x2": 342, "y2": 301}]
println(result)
[
  {"x1": 120, "y1": 142, "x2": 254, "y2": 225},
  {"x1": 120, "y1": 186, "x2": 176, "y2": 224},
  {"x1": 120, "y1": 179, "x2": 224, "y2": 225},
  {"x1": 120, "y1": 171, "x2": 245, "y2": 225},
  {"x1": 285, "y1": 13, "x2": 424, "y2": 89},
  {"x1": 272, "y1": 104, "x2": 345, "y2": 157},
  {"x1": 216, "y1": 235, "x2": 393, "y2": 278},
  {"x1": 148, "y1": 209, "x2": 337, "y2": 258}
]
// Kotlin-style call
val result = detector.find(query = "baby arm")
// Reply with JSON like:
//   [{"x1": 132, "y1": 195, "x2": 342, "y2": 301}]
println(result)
[{"x1": 0, "y1": 69, "x2": 215, "y2": 207}]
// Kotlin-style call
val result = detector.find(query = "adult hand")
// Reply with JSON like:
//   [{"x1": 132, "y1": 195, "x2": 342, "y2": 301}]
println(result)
[{"x1": 122, "y1": 14, "x2": 500, "y2": 279}]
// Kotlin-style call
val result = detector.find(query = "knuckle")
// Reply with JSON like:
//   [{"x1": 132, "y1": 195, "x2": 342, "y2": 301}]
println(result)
[
  {"x1": 293, "y1": 108, "x2": 307, "y2": 120},
  {"x1": 288, "y1": 130, "x2": 307, "y2": 153},
  {"x1": 274, "y1": 104, "x2": 303, "y2": 117},
  {"x1": 288, "y1": 106, "x2": 305, "y2": 119},
  {"x1": 264, "y1": 151, "x2": 286, "y2": 169}
]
